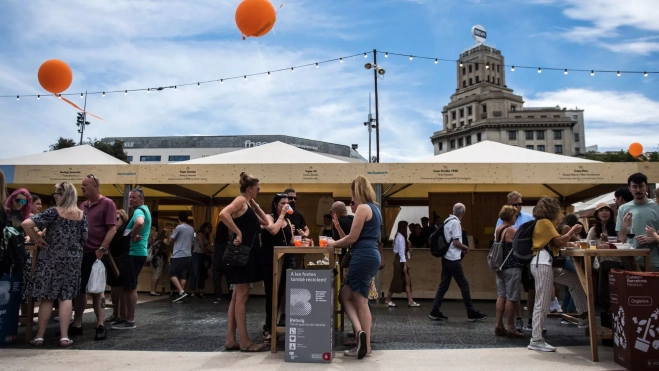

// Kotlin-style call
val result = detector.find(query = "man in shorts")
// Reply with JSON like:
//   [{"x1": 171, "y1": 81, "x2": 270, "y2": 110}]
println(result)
[
  {"x1": 169, "y1": 211, "x2": 195, "y2": 303},
  {"x1": 112, "y1": 188, "x2": 151, "y2": 330}
]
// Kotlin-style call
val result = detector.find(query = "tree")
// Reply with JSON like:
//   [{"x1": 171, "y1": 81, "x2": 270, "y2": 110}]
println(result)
[{"x1": 49, "y1": 137, "x2": 77, "y2": 151}]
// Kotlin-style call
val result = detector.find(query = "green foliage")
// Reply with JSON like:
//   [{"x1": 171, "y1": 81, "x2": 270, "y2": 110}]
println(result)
[
  {"x1": 583, "y1": 150, "x2": 659, "y2": 162},
  {"x1": 47, "y1": 137, "x2": 128, "y2": 163},
  {"x1": 48, "y1": 137, "x2": 77, "y2": 151}
]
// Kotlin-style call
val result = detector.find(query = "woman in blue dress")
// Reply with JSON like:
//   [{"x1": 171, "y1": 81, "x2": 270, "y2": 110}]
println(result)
[{"x1": 328, "y1": 175, "x2": 381, "y2": 359}]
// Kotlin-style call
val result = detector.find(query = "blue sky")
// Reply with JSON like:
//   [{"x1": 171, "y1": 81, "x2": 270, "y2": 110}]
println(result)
[{"x1": 1, "y1": 0, "x2": 658, "y2": 161}]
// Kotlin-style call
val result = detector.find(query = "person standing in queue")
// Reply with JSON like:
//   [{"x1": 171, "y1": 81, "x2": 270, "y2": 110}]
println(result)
[
  {"x1": 328, "y1": 175, "x2": 382, "y2": 360},
  {"x1": 221, "y1": 172, "x2": 273, "y2": 352}
]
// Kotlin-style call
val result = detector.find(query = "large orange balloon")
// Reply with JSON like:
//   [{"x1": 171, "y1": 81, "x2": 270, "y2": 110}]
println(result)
[
  {"x1": 235, "y1": 0, "x2": 276, "y2": 38},
  {"x1": 38, "y1": 60, "x2": 73, "y2": 94},
  {"x1": 629, "y1": 142, "x2": 643, "y2": 157}
]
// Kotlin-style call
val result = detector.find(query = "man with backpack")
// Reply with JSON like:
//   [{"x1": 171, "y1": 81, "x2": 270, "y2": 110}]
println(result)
[{"x1": 428, "y1": 203, "x2": 487, "y2": 322}]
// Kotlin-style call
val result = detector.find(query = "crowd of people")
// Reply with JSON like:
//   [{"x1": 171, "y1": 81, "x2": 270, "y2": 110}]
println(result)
[{"x1": 2, "y1": 168, "x2": 658, "y2": 358}]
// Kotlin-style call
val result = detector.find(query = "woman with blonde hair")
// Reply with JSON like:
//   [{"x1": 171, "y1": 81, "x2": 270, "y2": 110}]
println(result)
[
  {"x1": 328, "y1": 175, "x2": 382, "y2": 359},
  {"x1": 22, "y1": 182, "x2": 88, "y2": 347},
  {"x1": 528, "y1": 197, "x2": 588, "y2": 353}
]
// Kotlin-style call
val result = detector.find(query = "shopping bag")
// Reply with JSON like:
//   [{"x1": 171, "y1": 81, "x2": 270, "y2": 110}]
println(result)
[
  {"x1": 86, "y1": 259, "x2": 107, "y2": 294},
  {"x1": 0, "y1": 273, "x2": 22, "y2": 346}
]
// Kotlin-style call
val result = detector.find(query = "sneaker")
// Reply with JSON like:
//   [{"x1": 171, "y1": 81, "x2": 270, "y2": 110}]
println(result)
[
  {"x1": 561, "y1": 319, "x2": 573, "y2": 325},
  {"x1": 110, "y1": 319, "x2": 125, "y2": 327},
  {"x1": 429, "y1": 310, "x2": 448, "y2": 321},
  {"x1": 515, "y1": 318, "x2": 524, "y2": 332},
  {"x1": 528, "y1": 339, "x2": 556, "y2": 352},
  {"x1": 524, "y1": 322, "x2": 548, "y2": 334},
  {"x1": 111, "y1": 320, "x2": 136, "y2": 330},
  {"x1": 94, "y1": 325, "x2": 107, "y2": 340},
  {"x1": 56, "y1": 324, "x2": 83, "y2": 337},
  {"x1": 468, "y1": 310, "x2": 488, "y2": 322},
  {"x1": 213, "y1": 298, "x2": 221, "y2": 304},
  {"x1": 150, "y1": 292, "x2": 162, "y2": 296},
  {"x1": 172, "y1": 292, "x2": 188, "y2": 303},
  {"x1": 578, "y1": 318, "x2": 589, "y2": 329}
]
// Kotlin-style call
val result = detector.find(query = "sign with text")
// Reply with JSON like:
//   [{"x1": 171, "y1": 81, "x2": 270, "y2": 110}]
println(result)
[{"x1": 285, "y1": 269, "x2": 334, "y2": 363}]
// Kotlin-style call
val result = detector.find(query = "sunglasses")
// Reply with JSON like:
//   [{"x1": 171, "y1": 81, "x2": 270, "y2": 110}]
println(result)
[
  {"x1": 86, "y1": 174, "x2": 99, "y2": 185},
  {"x1": 14, "y1": 198, "x2": 27, "y2": 206},
  {"x1": 511, "y1": 203, "x2": 523, "y2": 207},
  {"x1": 288, "y1": 196, "x2": 297, "y2": 201}
]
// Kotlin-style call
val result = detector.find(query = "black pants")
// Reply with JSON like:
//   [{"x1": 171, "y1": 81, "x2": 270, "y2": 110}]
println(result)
[
  {"x1": 598, "y1": 260, "x2": 622, "y2": 312},
  {"x1": 262, "y1": 247, "x2": 291, "y2": 331},
  {"x1": 212, "y1": 242, "x2": 230, "y2": 298},
  {"x1": 432, "y1": 258, "x2": 474, "y2": 313}
]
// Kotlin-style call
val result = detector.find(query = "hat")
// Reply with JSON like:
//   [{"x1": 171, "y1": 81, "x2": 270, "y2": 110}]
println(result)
[{"x1": 594, "y1": 202, "x2": 615, "y2": 223}]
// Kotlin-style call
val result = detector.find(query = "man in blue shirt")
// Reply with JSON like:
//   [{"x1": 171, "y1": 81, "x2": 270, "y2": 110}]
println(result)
[{"x1": 495, "y1": 191, "x2": 535, "y2": 332}]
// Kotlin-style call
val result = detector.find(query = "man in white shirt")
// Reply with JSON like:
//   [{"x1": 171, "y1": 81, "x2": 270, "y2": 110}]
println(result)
[{"x1": 429, "y1": 203, "x2": 487, "y2": 322}]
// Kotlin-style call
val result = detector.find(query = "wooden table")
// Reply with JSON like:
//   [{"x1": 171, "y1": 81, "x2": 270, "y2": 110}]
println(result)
[
  {"x1": 561, "y1": 248, "x2": 651, "y2": 362},
  {"x1": 270, "y1": 246, "x2": 337, "y2": 353}
]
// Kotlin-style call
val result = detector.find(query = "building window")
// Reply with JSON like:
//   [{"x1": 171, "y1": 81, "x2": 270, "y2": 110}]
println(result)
[
  {"x1": 482, "y1": 104, "x2": 487, "y2": 115},
  {"x1": 168, "y1": 155, "x2": 191, "y2": 162},
  {"x1": 574, "y1": 133, "x2": 580, "y2": 142},
  {"x1": 536, "y1": 131, "x2": 545, "y2": 140},
  {"x1": 462, "y1": 67, "x2": 466, "y2": 75},
  {"x1": 572, "y1": 115, "x2": 578, "y2": 120},
  {"x1": 554, "y1": 130, "x2": 563, "y2": 140},
  {"x1": 497, "y1": 78, "x2": 500, "y2": 85},
  {"x1": 467, "y1": 106, "x2": 473, "y2": 116},
  {"x1": 450, "y1": 140, "x2": 456, "y2": 149},
  {"x1": 451, "y1": 111, "x2": 456, "y2": 120},
  {"x1": 466, "y1": 136, "x2": 472, "y2": 145},
  {"x1": 452, "y1": 123, "x2": 457, "y2": 129},
  {"x1": 511, "y1": 105, "x2": 516, "y2": 112},
  {"x1": 460, "y1": 121, "x2": 465, "y2": 127},
  {"x1": 486, "y1": 75, "x2": 490, "y2": 82},
  {"x1": 526, "y1": 145, "x2": 534, "y2": 150},
  {"x1": 127, "y1": 156, "x2": 133, "y2": 162},
  {"x1": 475, "y1": 62, "x2": 479, "y2": 70},
  {"x1": 537, "y1": 145, "x2": 545, "y2": 152},
  {"x1": 477, "y1": 133, "x2": 482, "y2": 142},
  {"x1": 508, "y1": 131, "x2": 517, "y2": 140},
  {"x1": 469, "y1": 65, "x2": 472, "y2": 73},
  {"x1": 469, "y1": 78, "x2": 473, "y2": 86},
  {"x1": 459, "y1": 109, "x2": 465, "y2": 118},
  {"x1": 540, "y1": 115, "x2": 547, "y2": 118},
  {"x1": 463, "y1": 80, "x2": 466, "y2": 88},
  {"x1": 553, "y1": 115, "x2": 560, "y2": 118},
  {"x1": 476, "y1": 76, "x2": 480, "y2": 83},
  {"x1": 575, "y1": 147, "x2": 580, "y2": 155},
  {"x1": 140, "y1": 156, "x2": 161, "y2": 162},
  {"x1": 525, "y1": 131, "x2": 534, "y2": 140},
  {"x1": 468, "y1": 119, "x2": 473, "y2": 125},
  {"x1": 439, "y1": 142, "x2": 443, "y2": 151},
  {"x1": 555, "y1": 145, "x2": 563, "y2": 154},
  {"x1": 458, "y1": 138, "x2": 464, "y2": 147},
  {"x1": 527, "y1": 115, "x2": 534, "y2": 118},
  {"x1": 515, "y1": 115, "x2": 522, "y2": 118}
]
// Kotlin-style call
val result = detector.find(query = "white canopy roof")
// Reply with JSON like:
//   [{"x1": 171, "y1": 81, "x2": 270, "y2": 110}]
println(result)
[
  {"x1": 573, "y1": 191, "x2": 615, "y2": 213},
  {"x1": 180, "y1": 141, "x2": 347, "y2": 164},
  {"x1": 415, "y1": 141, "x2": 599, "y2": 163},
  {"x1": 0, "y1": 145, "x2": 128, "y2": 165}
]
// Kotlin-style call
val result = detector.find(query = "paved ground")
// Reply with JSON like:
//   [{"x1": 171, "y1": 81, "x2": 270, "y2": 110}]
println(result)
[{"x1": 11, "y1": 295, "x2": 596, "y2": 353}]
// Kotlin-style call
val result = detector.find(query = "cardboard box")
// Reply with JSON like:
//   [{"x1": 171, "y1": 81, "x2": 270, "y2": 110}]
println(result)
[
  {"x1": 285, "y1": 269, "x2": 334, "y2": 363},
  {"x1": 610, "y1": 269, "x2": 659, "y2": 370}
]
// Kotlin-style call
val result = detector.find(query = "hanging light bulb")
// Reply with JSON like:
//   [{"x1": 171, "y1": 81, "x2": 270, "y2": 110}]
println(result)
[
  {"x1": 315, "y1": 63, "x2": 319, "y2": 68},
  {"x1": 511, "y1": 66, "x2": 515, "y2": 71},
  {"x1": 244, "y1": 75, "x2": 247, "y2": 80},
  {"x1": 591, "y1": 70, "x2": 594, "y2": 76},
  {"x1": 102, "y1": 92, "x2": 105, "y2": 97},
  {"x1": 197, "y1": 82, "x2": 200, "y2": 87},
  {"x1": 409, "y1": 55, "x2": 413, "y2": 60},
  {"x1": 617, "y1": 71, "x2": 621, "y2": 77},
  {"x1": 538, "y1": 67, "x2": 542, "y2": 73},
  {"x1": 267, "y1": 71, "x2": 271, "y2": 76},
  {"x1": 340, "y1": 58, "x2": 343, "y2": 63},
  {"x1": 486, "y1": 62, "x2": 490, "y2": 69},
  {"x1": 58, "y1": 94, "x2": 62, "y2": 99},
  {"x1": 644, "y1": 71, "x2": 648, "y2": 77},
  {"x1": 434, "y1": 58, "x2": 438, "y2": 64},
  {"x1": 80, "y1": 93, "x2": 84, "y2": 98},
  {"x1": 147, "y1": 88, "x2": 151, "y2": 93},
  {"x1": 37, "y1": 95, "x2": 40, "y2": 100},
  {"x1": 385, "y1": 52, "x2": 388, "y2": 58},
  {"x1": 174, "y1": 86, "x2": 177, "y2": 90},
  {"x1": 364, "y1": 53, "x2": 368, "y2": 58},
  {"x1": 124, "y1": 90, "x2": 127, "y2": 95},
  {"x1": 291, "y1": 67, "x2": 294, "y2": 72},
  {"x1": 220, "y1": 79, "x2": 224, "y2": 84},
  {"x1": 564, "y1": 69, "x2": 568, "y2": 75},
  {"x1": 459, "y1": 61, "x2": 463, "y2": 67},
  {"x1": 16, "y1": 95, "x2": 19, "y2": 100}
]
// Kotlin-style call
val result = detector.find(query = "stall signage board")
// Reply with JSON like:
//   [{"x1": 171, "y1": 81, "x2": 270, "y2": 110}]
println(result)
[{"x1": 285, "y1": 269, "x2": 334, "y2": 363}]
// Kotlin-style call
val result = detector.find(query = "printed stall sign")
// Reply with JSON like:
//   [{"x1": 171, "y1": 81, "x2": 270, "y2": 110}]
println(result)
[
  {"x1": 285, "y1": 269, "x2": 334, "y2": 363},
  {"x1": 610, "y1": 269, "x2": 659, "y2": 370},
  {"x1": 0, "y1": 273, "x2": 22, "y2": 346}
]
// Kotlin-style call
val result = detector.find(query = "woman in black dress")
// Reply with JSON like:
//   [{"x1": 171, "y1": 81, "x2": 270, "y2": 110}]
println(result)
[
  {"x1": 260, "y1": 193, "x2": 294, "y2": 346},
  {"x1": 220, "y1": 172, "x2": 273, "y2": 352}
]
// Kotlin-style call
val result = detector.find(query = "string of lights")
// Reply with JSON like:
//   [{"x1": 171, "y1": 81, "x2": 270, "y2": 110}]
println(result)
[
  {"x1": 379, "y1": 51, "x2": 656, "y2": 77},
  {"x1": 4, "y1": 49, "x2": 656, "y2": 100}
]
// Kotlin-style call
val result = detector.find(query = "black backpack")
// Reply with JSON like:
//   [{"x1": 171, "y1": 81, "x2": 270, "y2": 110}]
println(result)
[
  {"x1": 429, "y1": 221, "x2": 451, "y2": 258},
  {"x1": 512, "y1": 220, "x2": 537, "y2": 264},
  {"x1": 0, "y1": 225, "x2": 26, "y2": 277}
]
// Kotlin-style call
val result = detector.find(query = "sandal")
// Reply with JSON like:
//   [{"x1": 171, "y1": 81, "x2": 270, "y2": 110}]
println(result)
[
  {"x1": 30, "y1": 338, "x2": 44, "y2": 347},
  {"x1": 408, "y1": 302, "x2": 421, "y2": 307},
  {"x1": 386, "y1": 301, "x2": 397, "y2": 307},
  {"x1": 507, "y1": 329, "x2": 525, "y2": 338},
  {"x1": 224, "y1": 343, "x2": 241, "y2": 351},
  {"x1": 60, "y1": 338, "x2": 73, "y2": 347},
  {"x1": 240, "y1": 342, "x2": 265, "y2": 352},
  {"x1": 495, "y1": 325, "x2": 507, "y2": 336}
]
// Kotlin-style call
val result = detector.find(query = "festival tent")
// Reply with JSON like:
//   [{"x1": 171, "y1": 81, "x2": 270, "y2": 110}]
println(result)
[
  {"x1": 180, "y1": 141, "x2": 348, "y2": 164},
  {"x1": 0, "y1": 145, "x2": 128, "y2": 166}
]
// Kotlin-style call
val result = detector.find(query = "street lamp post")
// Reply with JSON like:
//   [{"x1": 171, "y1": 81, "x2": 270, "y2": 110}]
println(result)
[
  {"x1": 364, "y1": 92, "x2": 376, "y2": 163},
  {"x1": 364, "y1": 49, "x2": 385, "y2": 162}
]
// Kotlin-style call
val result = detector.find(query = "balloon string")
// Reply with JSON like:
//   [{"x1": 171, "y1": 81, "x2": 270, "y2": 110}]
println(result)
[{"x1": 56, "y1": 94, "x2": 104, "y2": 121}]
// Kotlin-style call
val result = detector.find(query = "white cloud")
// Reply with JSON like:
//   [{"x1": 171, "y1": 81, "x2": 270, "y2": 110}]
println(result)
[{"x1": 525, "y1": 88, "x2": 659, "y2": 150}]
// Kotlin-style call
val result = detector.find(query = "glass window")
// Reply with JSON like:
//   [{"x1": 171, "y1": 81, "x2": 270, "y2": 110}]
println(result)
[
  {"x1": 469, "y1": 78, "x2": 473, "y2": 86},
  {"x1": 466, "y1": 136, "x2": 472, "y2": 145},
  {"x1": 537, "y1": 145, "x2": 545, "y2": 152},
  {"x1": 140, "y1": 156, "x2": 161, "y2": 162},
  {"x1": 439, "y1": 142, "x2": 443, "y2": 151},
  {"x1": 575, "y1": 147, "x2": 581, "y2": 154},
  {"x1": 476, "y1": 76, "x2": 480, "y2": 83},
  {"x1": 475, "y1": 63, "x2": 479, "y2": 70},
  {"x1": 525, "y1": 131, "x2": 533, "y2": 140},
  {"x1": 458, "y1": 138, "x2": 464, "y2": 147},
  {"x1": 460, "y1": 109, "x2": 465, "y2": 118},
  {"x1": 508, "y1": 131, "x2": 517, "y2": 140},
  {"x1": 574, "y1": 133, "x2": 580, "y2": 142},
  {"x1": 526, "y1": 145, "x2": 534, "y2": 150},
  {"x1": 168, "y1": 155, "x2": 191, "y2": 162},
  {"x1": 477, "y1": 133, "x2": 482, "y2": 142},
  {"x1": 536, "y1": 131, "x2": 545, "y2": 140},
  {"x1": 554, "y1": 130, "x2": 563, "y2": 140},
  {"x1": 511, "y1": 105, "x2": 516, "y2": 112},
  {"x1": 469, "y1": 65, "x2": 473, "y2": 73},
  {"x1": 468, "y1": 119, "x2": 472, "y2": 125},
  {"x1": 127, "y1": 156, "x2": 133, "y2": 162},
  {"x1": 467, "y1": 106, "x2": 473, "y2": 115},
  {"x1": 451, "y1": 111, "x2": 456, "y2": 120},
  {"x1": 555, "y1": 145, "x2": 563, "y2": 154},
  {"x1": 450, "y1": 140, "x2": 456, "y2": 149},
  {"x1": 463, "y1": 80, "x2": 466, "y2": 88},
  {"x1": 462, "y1": 67, "x2": 466, "y2": 75},
  {"x1": 486, "y1": 75, "x2": 490, "y2": 82}
]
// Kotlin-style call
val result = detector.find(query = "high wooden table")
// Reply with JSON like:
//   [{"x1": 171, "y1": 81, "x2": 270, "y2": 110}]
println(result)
[
  {"x1": 561, "y1": 248, "x2": 651, "y2": 362},
  {"x1": 271, "y1": 246, "x2": 337, "y2": 353}
]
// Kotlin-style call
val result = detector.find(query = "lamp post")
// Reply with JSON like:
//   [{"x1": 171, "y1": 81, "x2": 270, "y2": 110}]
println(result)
[
  {"x1": 364, "y1": 49, "x2": 385, "y2": 163},
  {"x1": 364, "y1": 92, "x2": 376, "y2": 163}
]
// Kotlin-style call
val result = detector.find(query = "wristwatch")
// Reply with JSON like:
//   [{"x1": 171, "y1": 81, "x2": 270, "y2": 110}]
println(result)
[{"x1": 99, "y1": 247, "x2": 107, "y2": 252}]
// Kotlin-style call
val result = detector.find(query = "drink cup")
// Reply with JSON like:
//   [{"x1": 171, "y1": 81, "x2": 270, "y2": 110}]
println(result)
[
  {"x1": 319, "y1": 236, "x2": 327, "y2": 247},
  {"x1": 578, "y1": 240, "x2": 588, "y2": 249},
  {"x1": 285, "y1": 204, "x2": 294, "y2": 215},
  {"x1": 588, "y1": 239, "x2": 597, "y2": 250},
  {"x1": 294, "y1": 236, "x2": 302, "y2": 247}
]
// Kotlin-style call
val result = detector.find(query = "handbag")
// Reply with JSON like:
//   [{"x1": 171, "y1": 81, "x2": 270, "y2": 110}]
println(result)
[
  {"x1": 488, "y1": 226, "x2": 510, "y2": 272},
  {"x1": 223, "y1": 233, "x2": 257, "y2": 268}
]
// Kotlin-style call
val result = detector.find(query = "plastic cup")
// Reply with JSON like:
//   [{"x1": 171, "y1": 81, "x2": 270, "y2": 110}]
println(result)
[
  {"x1": 294, "y1": 236, "x2": 302, "y2": 247},
  {"x1": 286, "y1": 205, "x2": 294, "y2": 215},
  {"x1": 319, "y1": 236, "x2": 327, "y2": 247},
  {"x1": 588, "y1": 239, "x2": 597, "y2": 250},
  {"x1": 578, "y1": 240, "x2": 588, "y2": 249}
]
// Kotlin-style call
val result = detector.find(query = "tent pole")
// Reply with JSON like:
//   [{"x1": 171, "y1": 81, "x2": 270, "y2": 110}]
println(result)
[
  {"x1": 375, "y1": 183, "x2": 383, "y2": 304},
  {"x1": 123, "y1": 185, "x2": 130, "y2": 211}
]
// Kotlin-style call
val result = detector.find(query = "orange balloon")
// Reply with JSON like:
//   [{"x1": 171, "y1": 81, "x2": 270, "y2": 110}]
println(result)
[
  {"x1": 235, "y1": 0, "x2": 277, "y2": 38},
  {"x1": 38, "y1": 60, "x2": 73, "y2": 94},
  {"x1": 629, "y1": 142, "x2": 643, "y2": 157}
]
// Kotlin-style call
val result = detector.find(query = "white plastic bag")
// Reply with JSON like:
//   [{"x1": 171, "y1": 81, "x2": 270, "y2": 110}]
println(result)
[{"x1": 86, "y1": 259, "x2": 106, "y2": 294}]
